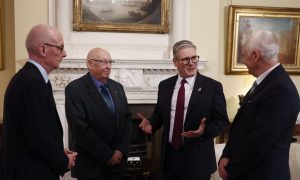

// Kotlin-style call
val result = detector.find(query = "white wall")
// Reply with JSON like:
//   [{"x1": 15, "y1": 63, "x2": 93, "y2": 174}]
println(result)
[
  {"x1": 8, "y1": 0, "x2": 300, "y2": 121},
  {"x1": 14, "y1": 0, "x2": 48, "y2": 69},
  {"x1": 190, "y1": 0, "x2": 300, "y2": 119}
]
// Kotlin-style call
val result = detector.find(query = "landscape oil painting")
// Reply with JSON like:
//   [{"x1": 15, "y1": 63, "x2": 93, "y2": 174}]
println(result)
[{"x1": 73, "y1": 0, "x2": 169, "y2": 33}]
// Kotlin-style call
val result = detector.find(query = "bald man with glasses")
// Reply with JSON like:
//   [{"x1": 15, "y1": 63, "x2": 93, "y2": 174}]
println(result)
[
  {"x1": 138, "y1": 40, "x2": 229, "y2": 180},
  {"x1": 0, "y1": 24, "x2": 77, "y2": 180},
  {"x1": 65, "y1": 48, "x2": 132, "y2": 180}
]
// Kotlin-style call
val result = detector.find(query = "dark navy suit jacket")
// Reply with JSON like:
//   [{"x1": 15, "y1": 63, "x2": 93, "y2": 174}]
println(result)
[
  {"x1": 150, "y1": 73, "x2": 229, "y2": 178},
  {"x1": 65, "y1": 73, "x2": 132, "y2": 178},
  {"x1": 222, "y1": 65, "x2": 300, "y2": 180},
  {"x1": 1, "y1": 62, "x2": 68, "y2": 180}
]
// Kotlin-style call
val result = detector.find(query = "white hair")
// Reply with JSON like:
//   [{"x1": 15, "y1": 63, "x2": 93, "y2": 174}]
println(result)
[{"x1": 246, "y1": 30, "x2": 279, "y2": 61}]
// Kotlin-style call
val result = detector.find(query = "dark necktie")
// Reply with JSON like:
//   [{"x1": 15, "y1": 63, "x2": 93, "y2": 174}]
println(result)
[
  {"x1": 249, "y1": 81, "x2": 258, "y2": 94},
  {"x1": 240, "y1": 81, "x2": 258, "y2": 106},
  {"x1": 100, "y1": 84, "x2": 115, "y2": 113},
  {"x1": 171, "y1": 79, "x2": 186, "y2": 150},
  {"x1": 47, "y1": 80, "x2": 53, "y2": 94}
]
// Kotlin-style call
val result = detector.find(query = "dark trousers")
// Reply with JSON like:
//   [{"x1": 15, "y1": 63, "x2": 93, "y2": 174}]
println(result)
[{"x1": 163, "y1": 144, "x2": 210, "y2": 180}]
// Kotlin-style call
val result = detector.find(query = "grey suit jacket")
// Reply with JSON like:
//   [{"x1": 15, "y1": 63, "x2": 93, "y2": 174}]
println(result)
[{"x1": 65, "y1": 72, "x2": 132, "y2": 178}]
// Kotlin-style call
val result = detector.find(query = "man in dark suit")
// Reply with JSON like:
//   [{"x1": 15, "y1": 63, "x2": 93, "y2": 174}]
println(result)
[
  {"x1": 218, "y1": 30, "x2": 300, "y2": 180},
  {"x1": 138, "y1": 40, "x2": 229, "y2": 180},
  {"x1": 0, "y1": 24, "x2": 77, "y2": 180},
  {"x1": 65, "y1": 48, "x2": 132, "y2": 180}
]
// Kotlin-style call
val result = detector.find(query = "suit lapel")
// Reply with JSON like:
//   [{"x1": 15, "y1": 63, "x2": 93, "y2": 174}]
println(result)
[
  {"x1": 25, "y1": 62, "x2": 64, "y2": 134},
  {"x1": 84, "y1": 74, "x2": 115, "y2": 121},
  {"x1": 186, "y1": 73, "x2": 205, "y2": 116},
  {"x1": 236, "y1": 65, "x2": 283, "y2": 120},
  {"x1": 242, "y1": 65, "x2": 282, "y2": 106},
  {"x1": 164, "y1": 76, "x2": 178, "y2": 129},
  {"x1": 253, "y1": 65, "x2": 282, "y2": 95}
]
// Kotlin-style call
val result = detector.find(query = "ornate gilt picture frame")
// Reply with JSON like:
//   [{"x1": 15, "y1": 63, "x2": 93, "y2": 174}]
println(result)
[
  {"x1": 226, "y1": 5, "x2": 300, "y2": 75},
  {"x1": 73, "y1": 0, "x2": 169, "y2": 33}
]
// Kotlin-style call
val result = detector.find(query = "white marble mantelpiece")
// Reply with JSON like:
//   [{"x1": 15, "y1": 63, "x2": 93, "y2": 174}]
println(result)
[
  {"x1": 47, "y1": 0, "x2": 207, "y2": 151},
  {"x1": 50, "y1": 58, "x2": 206, "y2": 148},
  {"x1": 50, "y1": 59, "x2": 207, "y2": 104}
]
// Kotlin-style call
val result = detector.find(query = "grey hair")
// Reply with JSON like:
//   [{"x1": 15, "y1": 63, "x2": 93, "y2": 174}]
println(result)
[
  {"x1": 246, "y1": 30, "x2": 279, "y2": 61},
  {"x1": 173, "y1": 40, "x2": 196, "y2": 57}
]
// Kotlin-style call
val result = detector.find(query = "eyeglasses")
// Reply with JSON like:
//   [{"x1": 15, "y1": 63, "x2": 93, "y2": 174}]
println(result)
[
  {"x1": 89, "y1": 59, "x2": 114, "y2": 65},
  {"x1": 44, "y1": 43, "x2": 64, "y2": 53},
  {"x1": 176, "y1": 55, "x2": 199, "y2": 65}
]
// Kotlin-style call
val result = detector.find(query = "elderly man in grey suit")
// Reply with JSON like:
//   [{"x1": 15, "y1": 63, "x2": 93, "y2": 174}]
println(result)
[{"x1": 65, "y1": 48, "x2": 132, "y2": 180}]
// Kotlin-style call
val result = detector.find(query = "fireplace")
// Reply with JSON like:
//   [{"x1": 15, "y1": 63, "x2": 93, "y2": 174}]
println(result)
[
  {"x1": 49, "y1": 57, "x2": 205, "y2": 180},
  {"x1": 128, "y1": 104, "x2": 161, "y2": 162}
]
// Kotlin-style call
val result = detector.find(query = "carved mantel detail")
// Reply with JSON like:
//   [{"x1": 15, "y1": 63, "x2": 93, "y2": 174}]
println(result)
[{"x1": 50, "y1": 59, "x2": 207, "y2": 104}]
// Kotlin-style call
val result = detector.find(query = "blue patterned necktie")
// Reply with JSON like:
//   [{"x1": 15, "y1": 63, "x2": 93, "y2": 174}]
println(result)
[{"x1": 99, "y1": 84, "x2": 115, "y2": 113}]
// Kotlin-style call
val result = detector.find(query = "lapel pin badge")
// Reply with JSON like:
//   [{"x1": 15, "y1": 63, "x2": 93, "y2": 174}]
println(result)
[{"x1": 198, "y1": 88, "x2": 202, "y2": 92}]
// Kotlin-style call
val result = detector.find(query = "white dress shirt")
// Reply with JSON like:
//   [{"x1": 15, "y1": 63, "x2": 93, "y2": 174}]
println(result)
[{"x1": 169, "y1": 75, "x2": 196, "y2": 143}]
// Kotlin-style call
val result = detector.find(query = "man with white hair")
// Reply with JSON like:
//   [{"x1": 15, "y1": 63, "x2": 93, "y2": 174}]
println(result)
[{"x1": 218, "y1": 30, "x2": 300, "y2": 180}]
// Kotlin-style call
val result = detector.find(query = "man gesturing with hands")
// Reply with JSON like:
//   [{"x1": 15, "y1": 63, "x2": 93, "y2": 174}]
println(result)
[{"x1": 137, "y1": 40, "x2": 229, "y2": 180}]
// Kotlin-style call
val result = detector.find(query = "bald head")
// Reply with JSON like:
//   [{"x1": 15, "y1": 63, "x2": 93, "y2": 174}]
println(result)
[
  {"x1": 25, "y1": 24, "x2": 63, "y2": 56},
  {"x1": 87, "y1": 48, "x2": 111, "y2": 61}
]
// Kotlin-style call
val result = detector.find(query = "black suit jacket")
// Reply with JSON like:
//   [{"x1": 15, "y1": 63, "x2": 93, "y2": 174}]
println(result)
[
  {"x1": 222, "y1": 65, "x2": 300, "y2": 180},
  {"x1": 0, "y1": 62, "x2": 69, "y2": 180},
  {"x1": 150, "y1": 73, "x2": 229, "y2": 178},
  {"x1": 65, "y1": 73, "x2": 132, "y2": 178}
]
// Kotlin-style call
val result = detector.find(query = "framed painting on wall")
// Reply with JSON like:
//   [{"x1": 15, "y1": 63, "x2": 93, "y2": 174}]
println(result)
[
  {"x1": 73, "y1": 0, "x2": 169, "y2": 33},
  {"x1": 225, "y1": 5, "x2": 300, "y2": 75}
]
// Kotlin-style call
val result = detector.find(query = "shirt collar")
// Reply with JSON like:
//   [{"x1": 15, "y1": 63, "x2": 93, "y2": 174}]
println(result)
[
  {"x1": 28, "y1": 59, "x2": 49, "y2": 83},
  {"x1": 177, "y1": 74, "x2": 196, "y2": 86},
  {"x1": 90, "y1": 73, "x2": 106, "y2": 88},
  {"x1": 256, "y1": 63, "x2": 280, "y2": 85}
]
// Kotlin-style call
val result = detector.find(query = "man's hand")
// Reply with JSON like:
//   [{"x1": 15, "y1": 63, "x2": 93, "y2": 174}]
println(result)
[
  {"x1": 182, "y1": 118, "x2": 206, "y2": 138},
  {"x1": 65, "y1": 149, "x2": 78, "y2": 169},
  {"x1": 137, "y1": 113, "x2": 152, "y2": 134},
  {"x1": 218, "y1": 158, "x2": 229, "y2": 180},
  {"x1": 107, "y1": 150, "x2": 123, "y2": 166}
]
